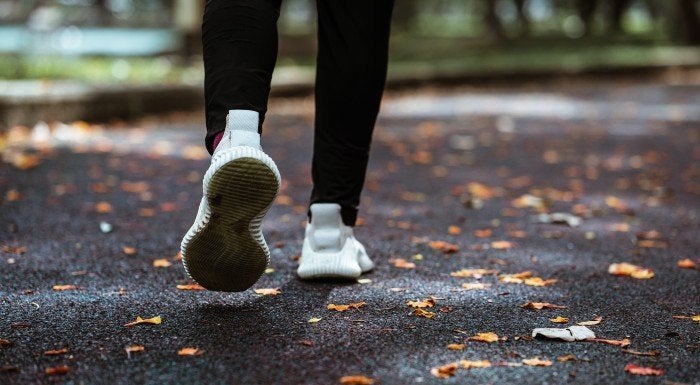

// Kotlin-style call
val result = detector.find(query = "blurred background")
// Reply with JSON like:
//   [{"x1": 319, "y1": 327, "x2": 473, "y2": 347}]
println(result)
[{"x1": 1, "y1": 0, "x2": 699, "y2": 85}]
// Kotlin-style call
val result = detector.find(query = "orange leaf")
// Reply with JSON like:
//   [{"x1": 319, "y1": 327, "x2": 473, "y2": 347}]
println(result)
[
  {"x1": 467, "y1": 332, "x2": 500, "y2": 343},
  {"x1": 327, "y1": 302, "x2": 366, "y2": 312},
  {"x1": 45, "y1": 365, "x2": 69, "y2": 375},
  {"x1": 589, "y1": 338, "x2": 630, "y2": 347},
  {"x1": 152, "y1": 258, "x2": 172, "y2": 268},
  {"x1": 557, "y1": 354, "x2": 577, "y2": 362},
  {"x1": 122, "y1": 246, "x2": 136, "y2": 255},
  {"x1": 450, "y1": 268, "x2": 498, "y2": 278},
  {"x1": 94, "y1": 201, "x2": 113, "y2": 214},
  {"x1": 429, "y1": 241, "x2": 460, "y2": 254},
  {"x1": 178, "y1": 347, "x2": 204, "y2": 356},
  {"x1": 498, "y1": 271, "x2": 532, "y2": 283},
  {"x1": 672, "y1": 314, "x2": 700, "y2": 323},
  {"x1": 389, "y1": 258, "x2": 416, "y2": 269},
  {"x1": 459, "y1": 360, "x2": 491, "y2": 369},
  {"x1": 44, "y1": 348, "x2": 68, "y2": 356},
  {"x1": 254, "y1": 288, "x2": 281, "y2": 296},
  {"x1": 447, "y1": 343, "x2": 464, "y2": 351},
  {"x1": 448, "y1": 226, "x2": 462, "y2": 235},
  {"x1": 176, "y1": 284, "x2": 206, "y2": 291},
  {"x1": 577, "y1": 316, "x2": 603, "y2": 326},
  {"x1": 125, "y1": 345, "x2": 145, "y2": 354},
  {"x1": 1, "y1": 245, "x2": 26, "y2": 254},
  {"x1": 491, "y1": 241, "x2": 514, "y2": 250},
  {"x1": 608, "y1": 263, "x2": 654, "y2": 279},
  {"x1": 677, "y1": 259, "x2": 696, "y2": 269},
  {"x1": 406, "y1": 298, "x2": 435, "y2": 308},
  {"x1": 521, "y1": 302, "x2": 567, "y2": 310},
  {"x1": 624, "y1": 364, "x2": 664, "y2": 376},
  {"x1": 430, "y1": 362, "x2": 458, "y2": 378},
  {"x1": 522, "y1": 357, "x2": 552, "y2": 367},
  {"x1": 124, "y1": 315, "x2": 162, "y2": 327},
  {"x1": 473, "y1": 228, "x2": 493, "y2": 238},
  {"x1": 550, "y1": 316, "x2": 569, "y2": 324},
  {"x1": 524, "y1": 277, "x2": 558, "y2": 287},
  {"x1": 339, "y1": 375, "x2": 375, "y2": 385},
  {"x1": 412, "y1": 308, "x2": 436, "y2": 319},
  {"x1": 52, "y1": 285, "x2": 78, "y2": 291}
]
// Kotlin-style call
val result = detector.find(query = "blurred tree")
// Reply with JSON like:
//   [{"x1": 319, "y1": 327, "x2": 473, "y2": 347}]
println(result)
[
  {"x1": 675, "y1": 0, "x2": 700, "y2": 44},
  {"x1": 392, "y1": 0, "x2": 419, "y2": 32}
]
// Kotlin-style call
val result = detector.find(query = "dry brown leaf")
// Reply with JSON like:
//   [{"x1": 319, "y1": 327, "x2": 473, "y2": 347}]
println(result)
[
  {"x1": 94, "y1": 201, "x2": 113, "y2": 214},
  {"x1": 447, "y1": 343, "x2": 464, "y2": 351},
  {"x1": 45, "y1": 365, "x2": 69, "y2": 375},
  {"x1": 557, "y1": 354, "x2": 577, "y2": 362},
  {"x1": 467, "y1": 332, "x2": 500, "y2": 343},
  {"x1": 177, "y1": 347, "x2": 204, "y2": 356},
  {"x1": 429, "y1": 241, "x2": 459, "y2": 254},
  {"x1": 413, "y1": 308, "x2": 436, "y2": 319},
  {"x1": 522, "y1": 357, "x2": 553, "y2": 367},
  {"x1": 44, "y1": 348, "x2": 68, "y2": 356},
  {"x1": 339, "y1": 375, "x2": 375, "y2": 385},
  {"x1": 176, "y1": 284, "x2": 206, "y2": 291},
  {"x1": 459, "y1": 360, "x2": 491, "y2": 369},
  {"x1": 521, "y1": 302, "x2": 567, "y2": 310},
  {"x1": 1, "y1": 245, "x2": 26, "y2": 255},
  {"x1": 122, "y1": 247, "x2": 136, "y2": 255},
  {"x1": 498, "y1": 271, "x2": 532, "y2": 283},
  {"x1": 254, "y1": 288, "x2": 281, "y2": 296},
  {"x1": 608, "y1": 263, "x2": 654, "y2": 279},
  {"x1": 125, "y1": 345, "x2": 145, "y2": 354},
  {"x1": 152, "y1": 258, "x2": 172, "y2": 268},
  {"x1": 473, "y1": 228, "x2": 493, "y2": 238},
  {"x1": 450, "y1": 268, "x2": 498, "y2": 278},
  {"x1": 448, "y1": 226, "x2": 461, "y2": 235},
  {"x1": 672, "y1": 314, "x2": 700, "y2": 323},
  {"x1": 430, "y1": 362, "x2": 458, "y2": 378},
  {"x1": 677, "y1": 259, "x2": 697, "y2": 269},
  {"x1": 52, "y1": 285, "x2": 78, "y2": 291},
  {"x1": 491, "y1": 241, "x2": 514, "y2": 250},
  {"x1": 389, "y1": 258, "x2": 416, "y2": 269},
  {"x1": 577, "y1": 316, "x2": 603, "y2": 326},
  {"x1": 624, "y1": 364, "x2": 664, "y2": 376},
  {"x1": 5, "y1": 189, "x2": 22, "y2": 202},
  {"x1": 550, "y1": 316, "x2": 569, "y2": 324},
  {"x1": 124, "y1": 315, "x2": 162, "y2": 327},
  {"x1": 589, "y1": 338, "x2": 630, "y2": 347},
  {"x1": 523, "y1": 277, "x2": 558, "y2": 287},
  {"x1": 406, "y1": 298, "x2": 435, "y2": 308},
  {"x1": 327, "y1": 302, "x2": 366, "y2": 312},
  {"x1": 621, "y1": 349, "x2": 660, "y2": 357},
  {"x1": 462, "y1": 283, "x2": 491, "y2": 290}
]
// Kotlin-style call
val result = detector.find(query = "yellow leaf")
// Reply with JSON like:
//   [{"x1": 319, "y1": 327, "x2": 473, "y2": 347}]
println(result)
[
  {"x1": 577, "y1": 316, "x2": 603, "y2": 326},
  {"x1": 459, "y1": 360, "x2": 491, "y2": 369},
  {"x1": 308, "y1": 317, "x2": 322, "y2": 323},
  {"x1": 522, "y1": 357, "x2": 552, "y2": 367},
  {"x1": 447, "y1": 343, "x2": 464, "y2": 351},
  {"x1": 124, "y1": 315, "x2": 162, "y2": 327},
  {"x1": 430, "y1": 362, "x2": 458, "y2": 378},
  {"x1": 177, "y1": 347, "x2": 204, "y2": 356},
  {"x1": 412, "y1": 308, "x2": 436, "y2": 319},
  {"x1": 521, "y1": 302, "x2": 567, "y2": 310},
  {"x1": 176, "y1": 284, "x2": 206, "y2": 291},
  {"x1": 451, "y1": 268, "x2": 498, "y2": 278},
  {"x1": 153, "y1": 258, "x2": 172, "y2": 267},
  {"x1": 327, "y1": 302, "x2": 366, "y2": 311},
  {"x1": 339, "y1": 375, "x2": 375, "y2": 385},
  {"x1": 52, "y1": 285, "x2": 78, "y2": 291},
  {"x1": 608, "y1": 263, "x2": 654, "y2": 279},
  {"x1": 498, "y1": 271, "x2": 532, "y2": 283},
  {"x1": 524, "y1": 277, "x2": 558, "y2": 287},
  {"x1": 406, "y1": 298, "x2": 435, "y2": 308},
  {"x1": 254, "y1": 288, "x2": 281, "y2": 296},
  {"x1": 467, "y1": 332, "x2": 500, "y2": 343},
  {"x1": 550, "y1": 316, "x2": 569, "y2": 323}
]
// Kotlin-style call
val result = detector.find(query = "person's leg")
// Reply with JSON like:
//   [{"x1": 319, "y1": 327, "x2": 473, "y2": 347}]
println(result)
[
  {"x1": 310, "y1": 0, "x2": 394, "y2": 226},
  {"x1": 298, "y1": 0, "x2": 394, "y2": 280},
  {"x1": 202, "y1": 0, "x2": 281, "y2": 154},
  {"x1": 182, "y1": 0, "x2": 282, "y2": 292}
]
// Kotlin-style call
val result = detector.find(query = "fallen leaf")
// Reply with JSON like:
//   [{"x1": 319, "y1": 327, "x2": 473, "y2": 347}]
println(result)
[
  {"x1": 52, "y1": 285, "x2": 78, "y2": 291},
  {"x1": 389, "y1": 258, "x2": 416, "y2": 269},
  {"x1": 124, "y1": 315, "x2": 162, "y2": 327},
  {"x1": 406, "y1": 298, "x2": 435, "y2": 308},
  {"x1": 523, "y1": 277, "x2": 558, "y2": 287},
  {"x1": 624, "y1": 364, "x2": 664, "y2": 376},
  {"x1": 577, "y1": 316, "x2": 603, "y2": 326},
  {"x1": 254, "y1": 288, "x2": 281, "y2": 296},
  {"x1": 498, "y1": 271, "x2": 533, "y2": 283},
  {"x1": 451, "y1": 268, "x2": 498, "y2": 278},
  {"x1": 672, "y1": 315, "x2": 700, "y2": 323},
  {"x1": 308, "y1": 317, "x2": 322, "y2": 323},
  {"x1": 429, "y1": 241, "x2": 459, "y2": 254},
  {"x1": 43, "y1": 348, "x2": 68, "y2": 356},
  {"x1": 462, "y1": 282, "x2": 491, "y2": 290},
  {"x1": 176, "y1": 284, "x2": 205, "y2": 291},
  {"x1": 0, "y1": 339, "x2": 12, "y2": 347},
  {"x1": 448, "y1": 226, "x2": 461, "y2": 235},
  {"x1": 473, "y1": 228, "x2": 493, "y2": 238},
  {"x1": 557, "y1": 354, "x2": 577, "y2": 362},
  {"x1": 125, "y1": 345, "x2": 145, "y2": 355},
  {"x1": 550, "y1": 316, "x2": 569, "y2": 324},
  {"x1": 327, "y1": 302, "x2": 366, "y2": 311},
  {"x1": 521, "y1": 302, "x2": 567, "y2": 310},
  {"x1": 45, "y1": 365, "x2": 69, "y2": 375},
  {"x1": 1, "y1": 245, "x2": 26, "y2": 255},
  {"x1": 522, "y1": 357, "x2": 552, "y2": 367},
  {"x1": 459, "y1": 360, "x2": 491, "y2": 369},
  {"x1": 534, "y1": 212, "x2": 582, "y2": 227},
  {"x1": 512, "y1": 194, "x2": 545, "y2": 210},
  {"x1": 94, "y1": 201, "x2": 113, "y2": 214},
  {"x1": 122, "y1": 247, "x2": 136, "y2": 255},
  {"x1": 621, "y1": 349, "x2": 660, "y2": 356},
  {"x1": 152, "y1": 258, "x2": 172, "y2": 268},
  {"x1": 677, "y1": 259, "x2": 696, "y2": 269},
  {"x1": 589, "y1": 338, "x2": 631, "y2": 347},
  {"x1": 467, "y1": 332, "x2": 500, "y2": 343},
  {"x1": 447, "y1": 343, "x2": 464, "y2": 351},
  {"x1": 608, "y1": 263, "x2": 654, "y2": 279},
  {"x1": 339, "y1": 375, "x2": 375, "y2": 385},
  {"x1": 430, "y1": 362, "x2": 458, "y2": 378},
  {"x1": 491, "y1": 241, "x2": 514, "y2": 250},
  {"x1": 532, "y1": 326, "x2": 596, "y2": 341},
  {"x1": 177, "y1": 347, "x2": 204, "y2": 356},
  {"x1": 412, "y1": 308, "x2": 436, "y2": 319}
]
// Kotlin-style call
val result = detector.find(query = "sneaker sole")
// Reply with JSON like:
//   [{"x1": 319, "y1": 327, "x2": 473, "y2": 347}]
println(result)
[{"x1": 181, "y1": 148, "x2": 280, "y2": 292}]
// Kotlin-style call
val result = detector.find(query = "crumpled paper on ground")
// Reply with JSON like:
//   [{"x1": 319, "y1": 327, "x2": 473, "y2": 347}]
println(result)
[{"x1": 532, "y1": 325, "x2": 595, "y2": 342}]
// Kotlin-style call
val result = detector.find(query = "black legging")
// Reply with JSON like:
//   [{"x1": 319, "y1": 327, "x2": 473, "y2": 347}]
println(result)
[{"x1": 202, "y1": 0, "x2": 394, "y2": 226}]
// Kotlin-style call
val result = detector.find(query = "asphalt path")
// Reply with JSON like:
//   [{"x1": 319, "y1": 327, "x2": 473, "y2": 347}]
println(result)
[{"x1": 1, "y1": 80, "x2": 699, "y2": 384}]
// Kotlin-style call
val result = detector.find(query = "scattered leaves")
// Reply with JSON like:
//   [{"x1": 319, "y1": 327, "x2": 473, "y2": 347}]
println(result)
[
  {"x1": 460, "y1": 360, "x2": 491, "y2": 369},
  {"x1": 523, "y1": 277, "x2": 558, "y2": 287},
  {"x1": 621, "y1": 349, "x2": 660, "y2": 357},
  {"x1": 339, "y1": 375, "x2": 375, "y2": 385},
  {"x1": 467, "y1": 332, "x2": 501, "y2": 343},
  {"x1": 672, "y1": 315, "x2": 700, "y2": 323},
  {"x1": 308, "y1": 317, "x2": 322, "y2": 323},
  {"x1": 462, "y1": 282, "x2": 491, "y2": 290},
  {"x1": 624, "y1": 364, "x2": 664, "y2": 376},
  {"x1": 389, "y1": 258, "x2": 416, "y2": 269},
  {"x1": 45, "y1": 365, "x2": 69, "y2": 375},
  {"x1": 522, "y1": 357, "x2": 553, "y2": 367},
  {"x1": 406, "y1": 298, "x2": 435, "y2": 308},
  {"x1": 608, "y1": 263, "x2": 654, "y2": 279},
  {"x1": 557, "y1": 354, "x2": 577, "y2": 362},
  {"x1": 254, "y1": 288, "x2": 281, "y2": 296},
  {"x1": 177, "y1": 347, "x2": 204, "y2": 356},
  {"x1": 327, "y1": 302, "x2": 366, "y2": 312},
  {"x1": 589, "y1": 338, "x2": 631, "y2": 347},
  {"x1": 1, "y1": 245, "x2": 26, "y2": 255},
  {"x1": 412, "y1": 308, "x2": 436, "y2": 319},
  {"x1": 521, "y1": 302, "x2": 567, "y2": 310},
  {"x1": 550, "y1": 316, "x2": 569, "y2": 324},
  {"x1": 124, "y1": 315, "x2": 162, "y2": 327}
]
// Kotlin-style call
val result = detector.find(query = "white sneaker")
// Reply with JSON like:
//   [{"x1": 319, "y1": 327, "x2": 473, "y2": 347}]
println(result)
[
  {"x1": 180, "y1": 110, "x2": 280, "y2": 292},
  {"x1": 297, "y1": 203, "x2": 374, "y2": 280}
]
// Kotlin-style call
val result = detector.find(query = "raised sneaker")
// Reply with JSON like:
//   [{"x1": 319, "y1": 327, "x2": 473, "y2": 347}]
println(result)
[
  {"x1": 297, "y1": 203, "x2": 374, "y2": 279},
  {"x1": 180, "y1": 110, "x2": 280, "y2": 292}
]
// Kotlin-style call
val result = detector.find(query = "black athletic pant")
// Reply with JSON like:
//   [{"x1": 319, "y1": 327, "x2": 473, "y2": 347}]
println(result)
[{"x1": 202, "y1": 0, "x2": 394, "y2": 226}]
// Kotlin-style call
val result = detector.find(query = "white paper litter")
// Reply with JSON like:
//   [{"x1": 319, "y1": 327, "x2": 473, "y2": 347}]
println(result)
[{"x1": 531, "y1": 325, "x2": 596, "y2": 342}]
